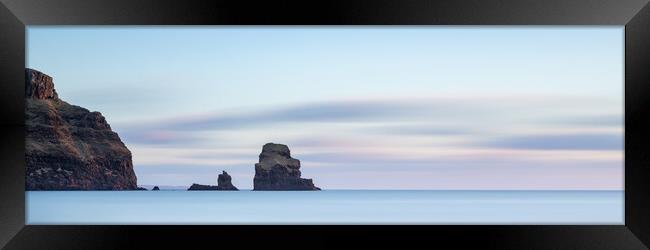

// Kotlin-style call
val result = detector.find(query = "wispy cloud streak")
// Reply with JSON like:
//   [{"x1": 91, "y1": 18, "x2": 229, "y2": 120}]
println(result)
[
  {"x1": 477, "y1": 133, "x2": 622, "y2": 150},
  {"x1": 116, "y1": 96, "x2": 622, "y2": 142}
]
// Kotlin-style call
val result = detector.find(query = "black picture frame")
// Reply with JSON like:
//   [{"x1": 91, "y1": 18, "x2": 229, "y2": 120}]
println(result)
[{"x1": 1, "y1": 0, "x2": 649, "y2": 248}]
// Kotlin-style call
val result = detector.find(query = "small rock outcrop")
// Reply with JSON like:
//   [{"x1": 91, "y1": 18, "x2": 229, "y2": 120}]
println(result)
[
  {"x1": 217, "y1": 171, "x2": 238, "y2": 190},
  {"x1": 187, "y1": 170, "x2": 239, "y2": 191},
  {"x1": 25, "y1": 68, "x2": 138, "y2": 190},
  {"x1": 187, "y1": 183, "x2": 218, "y2": 191},
  {"x1": 253, "y1": 143, "x2": 320, "y2": 191},
  {"x1": 136, "y1": 187, "x2": 148, "y2": 191},
  {"x1": 152, "y1": 186, "x2": 160, "y2": 191}
]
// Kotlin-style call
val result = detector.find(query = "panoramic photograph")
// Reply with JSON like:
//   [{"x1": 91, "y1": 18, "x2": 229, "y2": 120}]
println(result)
[{"x1": 25, "y1": 26, "x2": 623, "y2": 224}]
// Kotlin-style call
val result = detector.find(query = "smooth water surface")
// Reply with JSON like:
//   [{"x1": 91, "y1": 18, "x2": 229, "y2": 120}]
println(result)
[{"x1": 26, "y1": 190, "x2": 623, "y2": 224}]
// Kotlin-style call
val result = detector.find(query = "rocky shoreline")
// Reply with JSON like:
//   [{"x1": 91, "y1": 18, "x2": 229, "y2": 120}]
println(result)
[{"x1": 26, "y1": 69, "x2": 321, "y2": 191}]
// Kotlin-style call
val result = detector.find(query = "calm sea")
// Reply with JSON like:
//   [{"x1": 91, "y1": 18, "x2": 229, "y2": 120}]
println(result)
[{"x1": 26, "y1": 190, "x2": 623, "y2": 224}]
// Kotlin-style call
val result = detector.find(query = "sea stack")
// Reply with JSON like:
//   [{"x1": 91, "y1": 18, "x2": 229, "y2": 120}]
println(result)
[
  {"x1": 253, "y1": 143, "x2": 320, "y2": 191},
  {"x1": 25, "y1": 68, "x2": 138, "y2": 190},
  {"x1": 217, "y1": 171, "x2": 238, "y2": 190},
  {"x1": 152, "y1": 186, "x2": 160, "y2": 191},
  {"x1": 187, "y1": 170, "x2": 238, "y2": 191}
]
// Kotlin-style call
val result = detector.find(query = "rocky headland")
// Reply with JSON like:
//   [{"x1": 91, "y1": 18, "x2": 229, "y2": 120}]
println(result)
[
  {"x1": 253, "y1": 143, "x2": 320, "y2": 191},
  {"x1": 25, "y1": 68, "x2": 138, "y2": 190}
]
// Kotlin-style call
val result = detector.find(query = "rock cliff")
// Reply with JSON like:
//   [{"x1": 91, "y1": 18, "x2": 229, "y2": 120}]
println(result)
[
  {"x1": 253, "y1": 143, "x2": 320, "y2": 190},
  {"x1": 25, "y1": 68, "x2": 138, "y2": 190}
]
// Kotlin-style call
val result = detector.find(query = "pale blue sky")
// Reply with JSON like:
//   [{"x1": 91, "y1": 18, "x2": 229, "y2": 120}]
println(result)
[{"x1": 27, "y1": 26, "x2": 624, "y2": 189}]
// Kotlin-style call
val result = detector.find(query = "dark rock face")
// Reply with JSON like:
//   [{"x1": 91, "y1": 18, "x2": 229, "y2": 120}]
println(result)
[
  {"x1": 253, "y1": 143, "x2": 320, "y2": 191},
  {"x1": 26, "y1": 69, "x2": 58, "y2": 100},
  {"x1": 152, "y1": 186, "x2": 160, "y2": 191},
  {"x1": 187, "y1": 183, "x2": 218, "y2": 191},
  {"x1": 217, "y1": 171, "x2": 238, "y2": 190},
  {"x1": 25, "y1": 68, "x2": 138, "y2": 190},
  {"x1": 187, "y1": 171, "x2": 239, "y2": 191}
]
